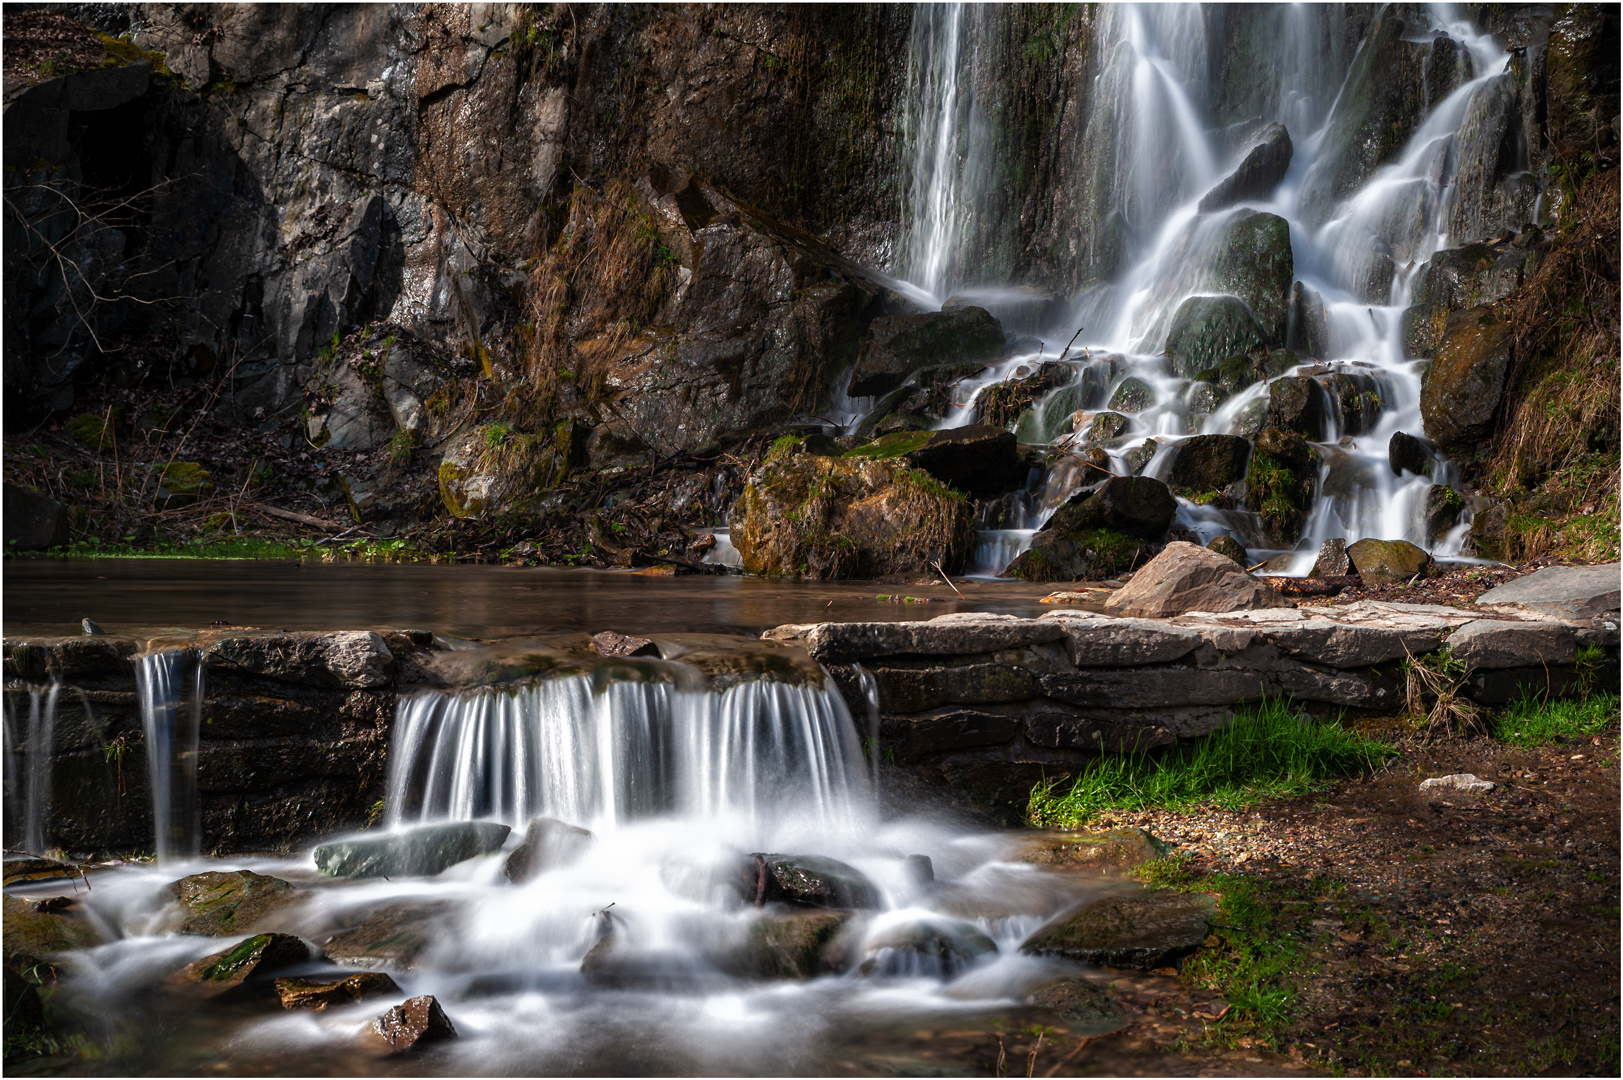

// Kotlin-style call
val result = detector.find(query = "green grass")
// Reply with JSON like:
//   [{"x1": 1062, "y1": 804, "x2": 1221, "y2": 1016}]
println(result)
[
  {"x1": 1027, "y1": 698, "x2": 1394, "y2": 827},
  {"x1": 1489, "y1": 691, "x2": 1619, "y2": 747}
]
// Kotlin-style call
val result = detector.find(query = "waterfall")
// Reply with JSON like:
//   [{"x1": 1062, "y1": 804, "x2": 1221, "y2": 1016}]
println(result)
[
  {"x1": 134, "y1": 649, "x2": 203, "y2": 863},
  {"x1": 888, "y1": 2, "x2": 1515, "y2": 575},
  {"x1": 3, "y1": 680, "x2": 61, "y2": 854},
  {"x1": 385, "y1": 672, "x2": 869, "y2": 831}
]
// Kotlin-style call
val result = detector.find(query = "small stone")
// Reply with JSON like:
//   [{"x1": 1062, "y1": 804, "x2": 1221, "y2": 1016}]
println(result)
[
  {"x1": 371, "y1": 994, "x2": 457, "y2": 1052},
  {"x1": 1418, "y1": 774, "x2": 1495, "y2": 794},
  {"x1": 276, "y1": 972, "x2": 400, "y2": 1010}
]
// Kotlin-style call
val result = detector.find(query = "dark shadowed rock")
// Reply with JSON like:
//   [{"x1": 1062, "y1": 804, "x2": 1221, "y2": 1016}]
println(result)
[
  {"x1": 1346, "y1": 538, "x2": 1432, "y2": 585},
  {"x1": 1388, "y1": 431, "x2": 1433, "y2": 476},
  {"x1": 1021, "y1": 891, "x2": 1217, "y2": 969},
  {"x1": 276, "y1": 972, "x2": 400, "y2": 1010},
  {"x1": 314, "y1": 821, "x2": 511, "y2": 879},
  {"x1": 904, "y1": 425, "x2": 1026, "y2": 495},
  {"x1": 1310, "y1": 538, "x2": 1351, "y2": 578},
  {"x1": 168, "y1": 870, "x2": 303, "y2": 936},
  {"x1": 1104, "y1": 541, "x2": 1290, "y2": 617},
  {"x1": 178, "y1": 933, "x2": 310, "y2": 992},
  {"x1": 372, "y1": 995, "x2": 457, "y2": 1052},
  {"x1": 748, "y1": 853, "x2": 881, "y2": 910},
  {"x1": 1200, "y1": 123, "x2": 1293, "y2": 212},
  {"x1": 848, "y1": 307, "x2": 1005, "y2": 397},
  {"x1": 504, "y1": 817, "x2": 594, "y2": 884},
  {"x1": 1168, "y1": 435, "x2": 1250, "y2": 494},
  {"x1": 1420, "y1": 306, "x2": 1513, "y2": 450}
]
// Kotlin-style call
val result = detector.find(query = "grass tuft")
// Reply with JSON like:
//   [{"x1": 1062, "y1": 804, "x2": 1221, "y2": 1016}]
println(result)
[{"x1": 1027, "y1": 698, "x2": 1393, "y2": 827}]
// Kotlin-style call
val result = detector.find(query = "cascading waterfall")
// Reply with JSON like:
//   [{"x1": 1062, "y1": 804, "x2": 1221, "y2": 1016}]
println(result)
[
  {"x1": 890, "y1": 3, "x2": 1515, "y2": 575},
  {"x1": 133, "y1": 649, "x2": 203, "y2": 863},
  {"x1": 3, "y1": 679, "x2": 62, "y2": 854},
  {"x1": 386, "y1": 671, "x2": 870, "y2": 831}
]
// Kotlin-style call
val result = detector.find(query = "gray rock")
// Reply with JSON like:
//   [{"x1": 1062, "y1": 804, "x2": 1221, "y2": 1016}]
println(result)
[
  {"x1": 1038, "y1": 613, "x2": 1204, "y2": 667},
  {"x1": 1418, "y1": 773, "x2": 1495, "y2": 795},
  {"x1": 1476, "y1": 565, "x2": 1622, "y2": 620},
  {"x1": 1447, "y1": 620, "x2": 1578, "y2": 670},
  {"x1": 1199, "y1": 123, "x2": 1293, "y2": 212},
  {"x1": 3, "y1": 484, "x2": 69, "y2": 549},
  {"x1": 313, "y1": 821, "x2": 511, "y2": 879},
  {"x1": 1021, "y1": 891, "x2": 1217, "y2": 969},
  {"x1": 761, "y1": 613, "x2": 1067, "y2": 664},
  {"x1": 504, "y1": 817, "x2": 593, "y2": 884},
  {"x1": 1103, "y1": 542, "x2": 1290, "y2": 618}
]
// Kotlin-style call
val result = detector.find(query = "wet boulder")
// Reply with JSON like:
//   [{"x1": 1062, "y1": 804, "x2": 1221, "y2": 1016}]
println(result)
[
  {"x1": 1103, "y1": 541, "x2": 1289, "y2": 618},
  {"x1": 1020, "y1": 890, "x2": 1217, "y2": 969},
  {"x1": 1266, "y1": 376, "x2": 1326, "y2": 438},
  {"x1": 1199, "y1": 123, "x2": 1292, "y2": 212},
  {"x1": 504, "y1": 817, "x2": 594, "y2": 884},
  {"x1": 1423, "y1": 486, "x2": 1467, "y2": 545},
  {"x1": 177, "y1": 933, "x2": 310, "y2": 993},
  {"x1": 371, "y1": 995, "x2": 457, "y2": 1052},
  {"x1": 731, "y1": 441, "x2": 974, "y2": 578},
  {"x1": 1207, "y1": 535, "x2": 1248, "y2": 566},
  {"x1": 1420, "y1": 305, "x2": 1513, "y2": 450},
  {"x1": 1167, "y1": 435, "x2": 1250, "y2": 496},
  {"x1": 904, "y1": 425, "x2": 1027, "y2": 496},
  {"x1": 1244, "y1": 427, "x2": 1318, "y2": 544},
  {"x1": 1165, "y1": 295, "x2": 1271, "y2": 379},
  {"x1": 848, "y1": 307, "x2": 1005, "y2": 398},
  {"x1": 1388, "y1": 431, "x2": 1433, "y2": 477},
  {"x1": 1346, "y1": 538, "x2": 1433, "y2": 586},
  {"x1": 313, "y1": 821, "x2": 511, "y2": 880},
  {"x1": 2, "y1": 484, "x2": 69, "y2": 549},
  {"x1": 276, "y1": 972, "x2": 400, "y2": 1010},
  {"x1": 1310, "y1": 537, "x2": 1352, "y2": 578},
  {"x1": 857, "y1": 917, "x2": 997, "y2": 979},
  {"x1": 168, "y1": 870, "x2": 303, "y2": 936},
  {"x1": 714, "y1": 910, "x2": 849, "y2": 980},
  {"x1": 747, "y1": 853, "x2": 881, "y2": 911},
  {"x1": 1026, "y1": 977, "x2": 1128, "y2": 1035}
]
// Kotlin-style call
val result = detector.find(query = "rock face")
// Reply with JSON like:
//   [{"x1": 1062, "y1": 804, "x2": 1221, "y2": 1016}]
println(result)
[
  {"x1": 504, "y1": 818, "x2": 593, "y2": 884},
  {"x1": 2, "y1": 484, "x2": 69, "y2": 549},
  {"x1": 848, "y1": 307, "x2": 1005, "y2": 397},
  {"x1": 1476, "y1": 564, "x2": 1623, "y2": 620},
  {"x1": 372, "y1": 995, "x2": 458, "y2": 1052},
  {"x1": 1199, "y1": 123, "x2": 1293, "y2": 212},
  {"x1": 313, "y1": 821, "x2": 511, "y2": 879},
  {"x1": 168, "y1": 870, "x2": 303, "y2": 936},
  {"x1": 1420, "y1": 306, "x2": 1514, "y2": 449},
  {"x1": 1021, "y1": 891, "x2": 1217, "y2": 969},
  {"x1": 748, "y1": 853, "x2": 881, "y2": 910},
  {"x1": 1345, "y1": 538, "x2": 1432, "y2": 586},
  {"x1": 1103, "y1": 542, "x2": 1290, "y2": 618},
  {"x1": 276, "y1": 972, "x2": 400, "y2": 1011},
  {"x1": 178, "y1": 933, "x2": 310, "y2": 992},
  {"x1": 732, "y1": 441, "x2": 975, "y2": 578}
]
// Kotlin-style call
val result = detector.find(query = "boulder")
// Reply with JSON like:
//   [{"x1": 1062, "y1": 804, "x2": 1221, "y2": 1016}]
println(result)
[
  {"x1": 848, "y1": 307, "x2": 1005, "y2": 398},
  {"x1": 1418, "y1": 773, "x2": 1495, "y2": 795},
  {"x1": 1011, "y1": 828, "x2": 1170, "y2": 871},
  {"x1": 1446, "y1": 620, "x2": 1577, "y2": 670},
  {"x1": 747, "y1": 853, "x2": 881, "y2": 911},
  {"x1": 168, "y1": 870, "x2": 303, "y2": 936},
  {"x1": 313, "y1": 821, "x2": 511, "y2": 879},
  {"x1": 1107, "y1": 376, "x2": 1154, "y2": 414},
  {"x1": 504, "y1": 817, "x2": 593, "y2": 884},
  {"x1": 1168, "y1": 435, "x2": 1250, "y2": 495},
  {"x1": 1025, "y1": 977, "x2": 1127, "y2": 1035},
  {"x1": 732, "y1": 443, "x2": 975, "y2": 578},
  {"x1": 904, "y1": 425, "x2": 1027, "y2": 495},
  {"x1": 1345, "y1": 538, "x2": 1432, "y2": 586},
  {"x1": 858, "y1": 917, "x2": 997, "y2": 979},
  {"x1": 1164, "y1": 295, "x2": 1271, "y2": 379},
  {"x1": 324, "y1": 901, "x2": 449, "y2": 970},
  {"x1": 276, "y1": 972, "x2": 400, "y2": 1010},
  {"x1": 1388, "y1": 431, "x2": 1433, "y2": 477},
  {"x1": 1310, "y1": 538, "x2": 1351, "y2": 578},
  {"x1": 1476, "y1": 564, "x2": 1623, "y2": 620},
  {"x1": 372, "y1": 995, "x2": 457, "y2": 1052},
  {"x1": 1267, "y1": 376, "x2": 1326, "y2": 438},
  {"x1": 715, "y1": 911, "x2": 849, "y2": 980},
  {"x1": 1020, "y1": 890, "x2": 1217, "y2": 969},
  {"x1": 1207, "y1": 535, "x2": 1248, "y2": 565},
  {"x1": 1103, "y1": 542, "x2": 1290, "y2": 617},
  {"x1": 1245, "y1": 427, "x2": 1317, "y2": 544},
  {"x1": 177, "y1": 933, "x2": 310, "y2": 992},
  {"x1": 1423, "y1": 486, "x2": 1466, "y2": 544},
  {"x1": 3, "y1": 484, "x2": 69, "y2": 549},
  {"x1": 1420, "y1": 305, "x2": 1513, "y2": 450},
  {"x1": 1199, "y1": 123, "x2": 1293, "y2": 212}
]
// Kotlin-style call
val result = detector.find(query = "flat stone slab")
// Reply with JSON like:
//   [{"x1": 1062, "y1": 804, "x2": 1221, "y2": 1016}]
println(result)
[
  {"x1": 1477, "y1": 564, "x2": 1621, "y2": 620},
  {"x1": 762, "y1": 613, "x2": 1066, "y2": 663},
  {"x1": 1447, "y1": 620, "x2": 1577, "y2": 670}
]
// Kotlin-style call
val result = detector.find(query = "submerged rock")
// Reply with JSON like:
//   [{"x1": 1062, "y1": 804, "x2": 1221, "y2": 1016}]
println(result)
[
  {"x1": 1020, "y1": 890, "x2": 1217, "y2": 969},
  {"x1": 504, "y1": 817, "x2": 594, "y2": 884},
  {"x1": 747, "y1": 853, "x2": 881, "y2": 911},
  {"x1": 1103, "y1": 541, "x2": 1289, "y2": 618},
  {"x1": 848, "y1": 307, "x2": 1005, "y2": 398},
  {"x1": 313, "y1": 821, "x2": 511, "y2": 879},
  {"x1": 178, "y1": 933, "x2": 310, "y2": 992},
  {"x1": 1026, "y1": 977, "x2": 1128, "y2": 1035},
  {"x1": 1199, "y1": 123, "x2": 1292, "y2": 212},
  {"x1": 372, "y1": 994, "x2": 458, "y2": 1052},
  {"x1": 168, "y1": 870, "x2": 303, "y2": 936},
  {"x1": 1345, "y1": 538, "x2": 1433, "y2": 586},
  {"x1": 276, "y1": 972, "x2": 400, "y2": 1010},
  {"x1": 858, "y1": 918, "x2": 997, "y2": 979}
]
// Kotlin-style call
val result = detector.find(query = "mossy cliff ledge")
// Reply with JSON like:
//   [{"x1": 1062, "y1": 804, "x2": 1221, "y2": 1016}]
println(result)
[{"x1": 731, "y1": 438, "x2": 974, "y2": 579}]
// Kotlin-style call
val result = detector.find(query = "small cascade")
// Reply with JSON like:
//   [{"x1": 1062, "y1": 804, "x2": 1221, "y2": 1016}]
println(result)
[
  {"x1": 134, "y1": 649, "x2": 204, "y2": 863},
  {"x1": 3, "y1": 679, "x2": 61, "y2": 853},
  {"x1": 386, "y1": 671, "x2": 869, "y2": 831}
]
